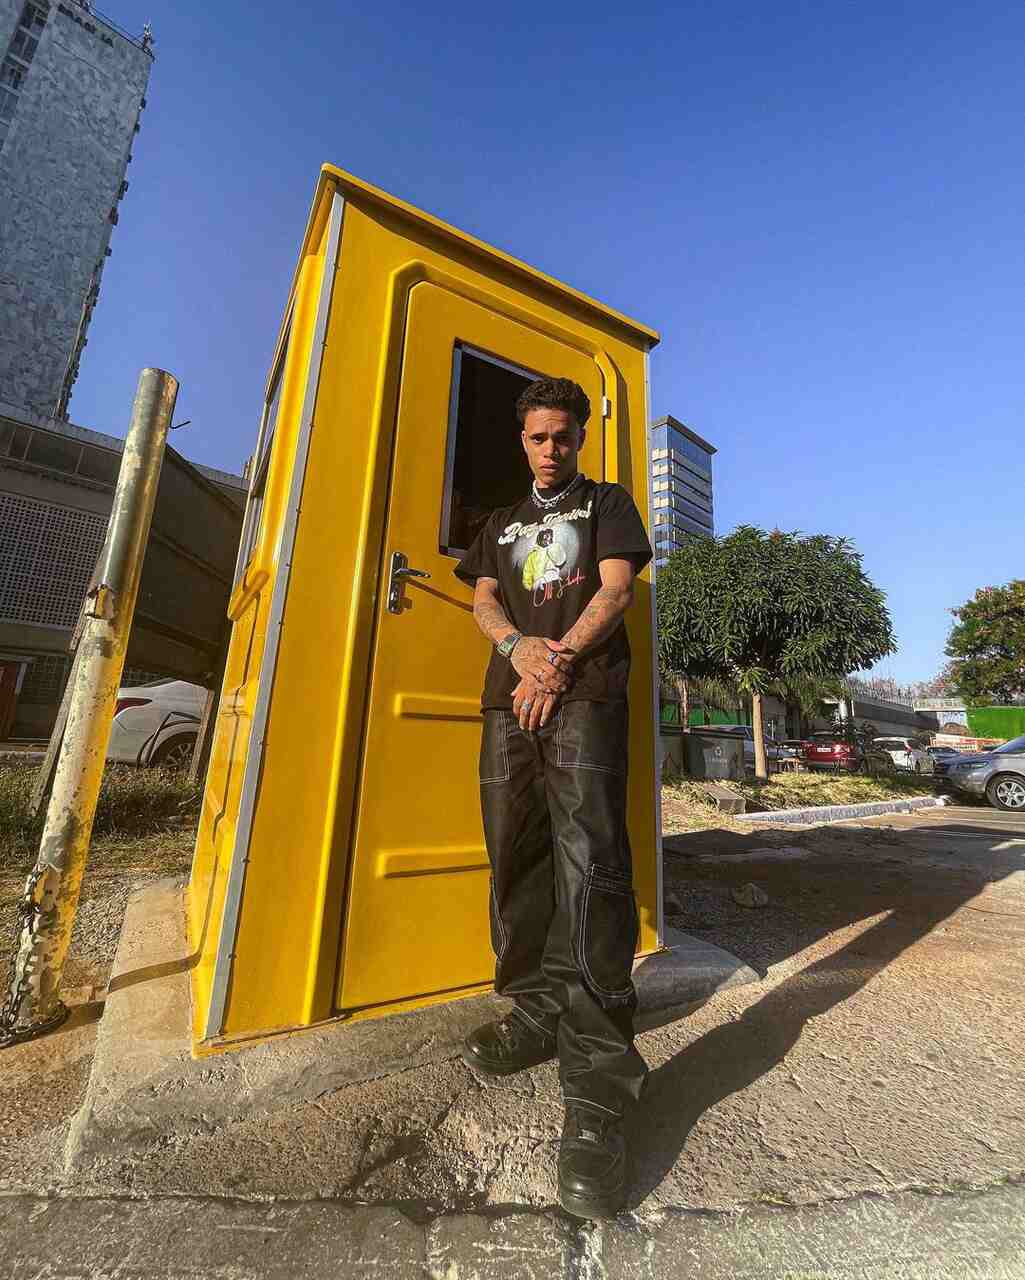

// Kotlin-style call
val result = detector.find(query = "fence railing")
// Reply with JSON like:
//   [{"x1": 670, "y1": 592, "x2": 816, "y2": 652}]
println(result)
[{"x1": 842, "y1": 677, "x2": 916, "y2": 709}]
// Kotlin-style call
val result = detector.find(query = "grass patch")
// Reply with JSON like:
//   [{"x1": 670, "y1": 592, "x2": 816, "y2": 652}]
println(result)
[
  {"x1": 0, "y1": 763, "x2": 200, "y2": 871},
  {"x1": 726, "y1": 770, "x2": 935, "y2": 811},
  {"x1": 661, "y1": 770, "x2": 939, "y2": 834}
]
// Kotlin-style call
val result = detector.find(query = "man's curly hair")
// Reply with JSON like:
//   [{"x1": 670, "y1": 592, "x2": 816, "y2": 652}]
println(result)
[{"x1": 515, "y1": 377, "x2": 591, "y2": 430}]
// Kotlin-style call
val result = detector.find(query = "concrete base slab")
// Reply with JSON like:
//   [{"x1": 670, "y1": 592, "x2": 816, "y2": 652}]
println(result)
[{"x1": 66, "y1": 878, "x2": 758, "y2": 1173}]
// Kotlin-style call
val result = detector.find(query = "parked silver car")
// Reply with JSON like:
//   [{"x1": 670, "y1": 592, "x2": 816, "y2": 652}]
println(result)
[{"x1": 946, "y1": 734, "x2": 1025, "y2": 811}]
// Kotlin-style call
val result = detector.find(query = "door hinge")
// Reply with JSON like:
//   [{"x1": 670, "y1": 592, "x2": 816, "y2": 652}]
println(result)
[{"x1": 601, "y1": 396, "x2": 612, "y2": 419}]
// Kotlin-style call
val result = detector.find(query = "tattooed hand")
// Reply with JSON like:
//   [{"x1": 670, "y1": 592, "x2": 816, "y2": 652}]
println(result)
[
  {"x1": 512, "y1": 675, "x2": 561, "y2": 732},
  {"x1": 511, "y1": 636, "x2": 574, "y2": 693}
]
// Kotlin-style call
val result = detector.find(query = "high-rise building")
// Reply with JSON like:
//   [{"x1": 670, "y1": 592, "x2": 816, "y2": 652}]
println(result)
[
  {"x1": 0, "y1": 0, "x2": 152, "y2": 419},
  {"x1": 649, "y1": 414, "x2": 716, "y2": 567}
]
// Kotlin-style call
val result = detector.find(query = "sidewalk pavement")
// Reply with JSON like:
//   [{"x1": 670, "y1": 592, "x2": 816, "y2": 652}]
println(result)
[{"x1": 2, "y1": 805, "x2": 1024, "y2": 1276}]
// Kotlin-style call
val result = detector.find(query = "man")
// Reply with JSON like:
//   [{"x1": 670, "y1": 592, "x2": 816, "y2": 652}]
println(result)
[{"x1": 454, "y1": 376, "x2": 652, "y2": 1219}]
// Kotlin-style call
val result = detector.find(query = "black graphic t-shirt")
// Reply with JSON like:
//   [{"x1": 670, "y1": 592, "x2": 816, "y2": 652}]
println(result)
[{"x1": 454, "y1": 477, "x2": 653, "y2": 710}]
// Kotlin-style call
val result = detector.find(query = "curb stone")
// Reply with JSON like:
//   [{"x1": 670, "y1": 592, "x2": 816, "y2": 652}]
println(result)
[
  {"x1": 2, "y1": 1183, "x2": 1023, "y2": 1278},
  {"x1": 740, "y1": 794, "x2": 948, "y2": 827}
]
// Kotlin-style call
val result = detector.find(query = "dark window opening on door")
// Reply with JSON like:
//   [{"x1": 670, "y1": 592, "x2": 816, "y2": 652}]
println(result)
[{"x1": 440, "y1": 344, "x2": 539, "y2": 558}]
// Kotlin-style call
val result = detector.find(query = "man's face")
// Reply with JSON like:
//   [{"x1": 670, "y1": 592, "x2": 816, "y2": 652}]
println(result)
[{"x1": 521, "y1": 408, "x2": 585, "y2": 490}]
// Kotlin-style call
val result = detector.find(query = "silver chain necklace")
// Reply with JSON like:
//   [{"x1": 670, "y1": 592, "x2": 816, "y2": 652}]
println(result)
[{"x1": 532, "y1": 472, "x2": 582, "y2": 510}]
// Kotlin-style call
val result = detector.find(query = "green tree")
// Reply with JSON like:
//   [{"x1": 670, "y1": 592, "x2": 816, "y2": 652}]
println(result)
[
  {"x1": 945, "y1": 580, "x2": 1025, "y2": 706},
  {"x1": 657, "y1": 527, "x2": 896, "y2": 780}
]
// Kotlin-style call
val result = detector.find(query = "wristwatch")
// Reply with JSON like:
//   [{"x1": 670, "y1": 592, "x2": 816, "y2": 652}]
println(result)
[{"x1": 496, "y1": 631, "x2": 523, "y2": 659}]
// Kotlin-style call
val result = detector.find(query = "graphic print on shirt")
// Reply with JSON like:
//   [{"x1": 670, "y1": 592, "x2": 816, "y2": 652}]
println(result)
[{"x1": 498, "y1": 498, "x2": 593, "y2": 607}]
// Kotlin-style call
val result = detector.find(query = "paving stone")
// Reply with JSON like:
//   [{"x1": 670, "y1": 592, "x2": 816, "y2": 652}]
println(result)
[
  {"x1": 1, "y1": 1196, "x2": 425, "y2": 1279},
  {"x1": 426, "y1": 1211, "x2": 573, "y2": 1279},
  {"x1": 595, "y1": 1184, "x2": 1025, "y2": 1279}
]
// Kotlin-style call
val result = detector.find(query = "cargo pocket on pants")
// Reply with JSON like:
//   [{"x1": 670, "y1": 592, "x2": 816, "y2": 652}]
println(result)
[
  {"x1": 489, "y1": 879, "x2": 509, "y2": 961},
  {"x1": 577, "y1": 863, "x2": 638, "y2": 1002}
]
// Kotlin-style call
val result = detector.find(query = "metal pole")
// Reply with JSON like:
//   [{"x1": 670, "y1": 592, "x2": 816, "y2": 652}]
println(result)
[{"x1": 1, "y1": 369, "x2": 178, "y2": 1047}]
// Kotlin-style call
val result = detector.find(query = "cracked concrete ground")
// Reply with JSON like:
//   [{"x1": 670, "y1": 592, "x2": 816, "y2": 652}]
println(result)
[{"x1": 2, "y1": 805, "x2": 1024, "y2": 1275}]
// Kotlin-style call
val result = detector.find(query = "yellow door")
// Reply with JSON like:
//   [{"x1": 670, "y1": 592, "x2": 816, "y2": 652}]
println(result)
[{"x1": 336, "y1": 282, "x2": 606, "y2": 1011}]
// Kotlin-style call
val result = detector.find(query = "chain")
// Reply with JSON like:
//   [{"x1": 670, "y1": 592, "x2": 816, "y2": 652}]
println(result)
[
  {"x1": 531, "y1": 472, "x2": 583, "y2": 511},
  {"x1": 0, "y1": 866, "x2": 68, "y2": 1049}
]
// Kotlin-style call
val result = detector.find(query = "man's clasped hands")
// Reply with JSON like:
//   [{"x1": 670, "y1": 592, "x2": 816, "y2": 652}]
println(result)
[{"x1": 508, "y1": 636, "x2": 577, "y2": 731}]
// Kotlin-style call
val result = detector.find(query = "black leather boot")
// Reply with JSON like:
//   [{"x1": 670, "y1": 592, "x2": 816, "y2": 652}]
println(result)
[
  {"x1": 461, "y1": 1010, "x2": 556, "y2": 1076},
  {"x1": 558, "y1": 1103, "x2": 627, "y2": 1219}
]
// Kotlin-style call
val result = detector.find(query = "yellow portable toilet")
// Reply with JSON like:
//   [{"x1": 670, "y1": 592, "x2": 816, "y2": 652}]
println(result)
[{"x1": 188, "y1": 166, "x2": 662, "y2": 1050}]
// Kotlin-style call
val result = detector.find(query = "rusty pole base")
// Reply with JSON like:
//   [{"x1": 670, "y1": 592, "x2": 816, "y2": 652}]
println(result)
[{"x1": 0, "y1": 1001, "x2": 70, "y2": 1050}]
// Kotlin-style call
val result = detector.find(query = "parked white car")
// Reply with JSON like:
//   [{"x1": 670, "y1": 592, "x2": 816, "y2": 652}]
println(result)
[
  {"x1": 873, "y1": 736, "x2": 933, "y2": 775},
  {"x1": 107, "y1": 679, "x2": 206, "y2": 768}
]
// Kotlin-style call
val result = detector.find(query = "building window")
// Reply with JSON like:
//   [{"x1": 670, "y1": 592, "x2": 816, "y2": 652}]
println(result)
[
  {"x1": 9, "y1": 29, "x2": 38, "y2": 61},
  {"x1": 1, "y1": 421, "x2": 121, "y2": 485},
  {"x1": 670, "y1": 472, "x2": 712, "y2": 506},
  {"x1": 1, "y1": 57, "x2": 27, "y2": 91},
  {"x1": 76, "y1": 445, "x2": 119, "y2": 484},
  {"x1": 0, "y1": 2, "x2": 49, "y2": 150},
  {"x1": 19, "y1": 653, "x2": 71, "y2": 705},
  {"x1": 670, "y1": 461, "x2": 712, "y2": 494},
  {"x1": 0, "y1": 491, "x2": 105, "y2": 628},
  {"x1": 21, "y1": 2, "x2": 49, "y2": 32},
  {"x1": 666, "y1": 429, "x2": 713, "y2": 474},
  {"x1": 667, "y1": 510, "x2": 713, "y2": 538},
  {"x1": 24, "y1": 430, "x2": 84, "y2": 473},
  {"x1": 669, "y1": 492, "x2": 714, "y2": 527},
  {"x1": 0, "y1": 420, "x2": 31, "y2": 458}
]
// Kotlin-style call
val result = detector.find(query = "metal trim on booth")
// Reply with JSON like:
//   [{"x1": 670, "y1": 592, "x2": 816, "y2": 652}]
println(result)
[
  {"x1": 644, "y1": 351, "x2": 665, "y2": 948},
  {"x1": 205, "y1": 190, "x2": 345, "y2": 1039}
]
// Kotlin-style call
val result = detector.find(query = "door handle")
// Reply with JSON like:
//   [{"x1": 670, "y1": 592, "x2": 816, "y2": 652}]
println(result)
[{"x1": 387, "y1": 551, "x2": 431, "y2": 614}]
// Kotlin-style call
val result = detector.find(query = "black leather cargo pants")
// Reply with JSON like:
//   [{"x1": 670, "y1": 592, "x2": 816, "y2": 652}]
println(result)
[{"x1": 479, "y1": 699, "x2": 647, "y2": 1116}]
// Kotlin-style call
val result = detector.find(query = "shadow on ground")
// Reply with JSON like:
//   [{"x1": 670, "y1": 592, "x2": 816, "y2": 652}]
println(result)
[{"x1": 628, "y1": 814, "x2": 1025, "y2": 1208}]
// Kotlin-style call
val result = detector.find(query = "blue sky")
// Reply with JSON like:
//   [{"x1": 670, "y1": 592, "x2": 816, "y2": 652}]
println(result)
[{"x1": 73, "y1": 1, "x2": 1024, "y2": 683}]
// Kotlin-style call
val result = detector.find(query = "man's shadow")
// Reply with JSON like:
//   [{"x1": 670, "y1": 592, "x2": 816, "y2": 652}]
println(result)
[{"x1": 628, "y1": 825, "x2": 1025, "y2": 1208}]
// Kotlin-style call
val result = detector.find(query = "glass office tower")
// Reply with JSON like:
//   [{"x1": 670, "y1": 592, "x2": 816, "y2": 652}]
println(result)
[{"x1": 649, "y1": 415, "x2": 715, "y2": 567}]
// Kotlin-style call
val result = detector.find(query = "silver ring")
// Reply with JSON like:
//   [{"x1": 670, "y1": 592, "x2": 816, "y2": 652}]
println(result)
[
  {"x1": 521, "y1": 700, "x2": 533, "y2": 710},
  {"x1": 546, "y1": 652, "x2": 558, "y2": 665}
]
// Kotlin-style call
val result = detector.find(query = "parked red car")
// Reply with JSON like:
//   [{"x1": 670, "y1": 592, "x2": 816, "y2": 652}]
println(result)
[
  {"x1": 802, "y1": 732, "x2": 860, "y2": 771},
  {"x1": 801, "y1": 731, "x2": 895, "y2": 773}
]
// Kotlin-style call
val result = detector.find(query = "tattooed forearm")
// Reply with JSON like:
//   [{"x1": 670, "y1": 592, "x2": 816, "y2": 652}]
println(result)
[
  {"x1": 472, "y1": 580, "x2": 517, "y2": 645},
  {"x1": 474, "y1": 600, "x2": 514, "y2": 642},
  {"x1": 560, "y1": 583, "x2": 633, "y2": 656}
]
